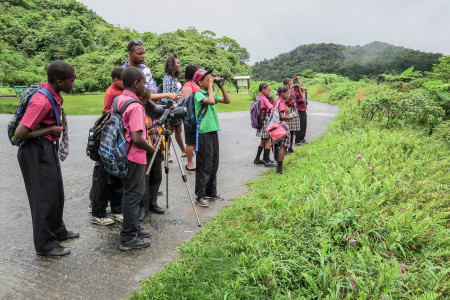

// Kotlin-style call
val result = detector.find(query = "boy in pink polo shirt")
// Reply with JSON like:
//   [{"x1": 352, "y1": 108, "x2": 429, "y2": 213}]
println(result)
[
  {"x1": 14, "y1": 60, "x2": 79, "y2": 256},
  {"x1": 114, "y1": 67, "x2": 156, "y2": 251}
]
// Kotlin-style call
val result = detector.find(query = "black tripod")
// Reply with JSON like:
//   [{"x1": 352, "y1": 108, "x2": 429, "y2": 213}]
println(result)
[{"x1": 145, "y1": 117, "x2": 201, "y2": 227}]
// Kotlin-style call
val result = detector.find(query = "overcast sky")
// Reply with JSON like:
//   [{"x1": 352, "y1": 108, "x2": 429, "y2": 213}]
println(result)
[{"x1": 77, "y1": 0, "x2": 449, "y2": 64}]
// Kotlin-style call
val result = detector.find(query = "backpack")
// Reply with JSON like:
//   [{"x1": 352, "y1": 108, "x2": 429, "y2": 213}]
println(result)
[
  {"x1": 86, "y1": 109, "x2": 112, "y2": 161},
  {"x1": 182, "y1": 92, "x2": 197, "y2": 134},
  {"x1": 250, "y1": 95, "x2": 264, "y2": 129},
  {"x1": 98, "y1": 97, "x2": 139, "y2": 178},
  {"x1": 182, "y1": 92, "x2": 208, "y2": 151},
  {"x1": 7, "y1": 87, "x2": 60, "y2": 148}
]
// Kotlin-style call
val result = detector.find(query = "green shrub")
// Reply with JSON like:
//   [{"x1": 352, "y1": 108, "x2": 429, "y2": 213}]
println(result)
[
  {"x1": 360, "y1": 89, "x2": 444, "y2": 133},
  {"x1": 422, "y1": 80, "x2": 450, "y2": 120},
  {"x1": 329, "y1": 82, "x2": 358, "y2": 103}
]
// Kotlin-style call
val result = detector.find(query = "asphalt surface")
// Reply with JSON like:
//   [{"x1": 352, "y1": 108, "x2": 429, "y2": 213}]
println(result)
[{"x1": 0, "y1": 100, "x2": 338, "y2": 300}]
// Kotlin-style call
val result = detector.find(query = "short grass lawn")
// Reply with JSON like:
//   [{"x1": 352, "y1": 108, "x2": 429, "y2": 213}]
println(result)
[{"x1": 0, "y1": 92, "x2": 252, "y2": 115}]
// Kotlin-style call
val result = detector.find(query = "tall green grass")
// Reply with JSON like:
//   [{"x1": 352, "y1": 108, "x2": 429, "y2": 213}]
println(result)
[
  {"x1": 130, "y1": 83, "x2": 449, "y2": 298},
  {"x1": 0, "y1": 92, "x2": 252, "y2": 115},
  {"x1": 131, "y1": 123, "x2": 449, "y2": 299}
]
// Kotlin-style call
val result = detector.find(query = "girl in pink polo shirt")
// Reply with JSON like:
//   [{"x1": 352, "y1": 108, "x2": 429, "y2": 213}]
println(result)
[
  {"x1": 282, "y1": 78, "x2": 301, "y2": 153},
  {"x1": 254, "y1": 82, "x2": 277, "y2": 167},
  {"x1": 273, "y1": 85, "x2": 295, "y2": 174}
]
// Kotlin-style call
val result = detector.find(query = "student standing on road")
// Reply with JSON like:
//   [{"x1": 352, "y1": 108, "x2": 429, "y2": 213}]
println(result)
[
  {"x1": 254, "y1": 82, "x2": 277, "y2": 167},
  {"x1": 114, "y1": 67, "x2": 155, "y2": 251},
  {"x1": 181, "y1": 64, "x2": 200, "y2": 171},
  {"x1": 293, "y1": 76, "x2": 308, "y2": 145},
  {"x1": 139, "y1": 88, "x2": 165, "y2": 221},
  {"x1": 283, "y1": 78, "x2": 301, "y2": 153},
  {"x1": 193, "y1": 69, "x2": 230, "y2": 207},
  {"x1": 90, "y1": 66, "x2": 125, "y2": 226},
  {"x1": 162, "y1": 54, "x2": 186, "y2": 157},
  {"x1": 273, "y1": 85, "x2": 295, "y2": 174},
  {"x1": 14, "y1": 60, "x2": 79, "y2": 256}
]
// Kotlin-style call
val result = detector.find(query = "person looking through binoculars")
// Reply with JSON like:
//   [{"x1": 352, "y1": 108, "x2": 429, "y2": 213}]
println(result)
[{"x1": 192, "y1": 69, "x2": 230, "y2": 207}]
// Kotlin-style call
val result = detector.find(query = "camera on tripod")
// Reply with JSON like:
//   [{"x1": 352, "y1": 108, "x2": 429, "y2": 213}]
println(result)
[{"x1": 145, "y1": 98, "x2": 187, "y2": 126}]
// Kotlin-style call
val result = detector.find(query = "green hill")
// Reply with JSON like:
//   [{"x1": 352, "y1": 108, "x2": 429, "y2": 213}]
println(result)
[
  {"x1": 252, "y1": 42, "x2": 443, "y2": 81},
  {"x1": 0, "y1": 0, "x2": 250, "y2": 93}
]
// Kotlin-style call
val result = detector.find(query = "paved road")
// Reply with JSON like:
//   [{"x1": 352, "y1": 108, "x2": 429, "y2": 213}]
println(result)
[{"x1": 0, "y1": 100, "x2": 338, "y2": 300}]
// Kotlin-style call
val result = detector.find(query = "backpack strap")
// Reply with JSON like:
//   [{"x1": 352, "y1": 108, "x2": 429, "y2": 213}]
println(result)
[
  {"x1": 112, "y1": 96, "x2": 120, "y2": 114},
  {"x1": 118, "y1": 98, "x2": 140, "y2": 116},
  {"x1": 195, "y1": 103, "x2": 208, "y2": 151},
  {"x1": 113, "y1": 97, "x2": 140, "y2": 154},
  {"x1": 37, "y1": 87, "x2": 60, "y2": 126}
]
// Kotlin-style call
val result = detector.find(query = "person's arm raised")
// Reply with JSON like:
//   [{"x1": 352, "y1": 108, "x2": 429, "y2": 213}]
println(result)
[
  {"x1": 218, "y1": 83, "x2": 230, "y2": 104},
  {"x1": 201, "y1": 77, "x2": 216, "y2": 105}
]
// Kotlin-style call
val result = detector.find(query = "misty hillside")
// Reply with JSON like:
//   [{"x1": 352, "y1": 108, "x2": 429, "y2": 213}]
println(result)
[{"x1": 252, "y1": 42, "x2": 443, "y2": 81}]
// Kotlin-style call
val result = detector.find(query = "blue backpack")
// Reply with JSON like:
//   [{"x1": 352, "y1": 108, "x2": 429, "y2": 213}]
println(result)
[
  {"x1": 98, "y1": 97, "x2": 139, "y2": 179},
  {"x1": 7, "y1": 87, "x2": 60, "y2": 147}
]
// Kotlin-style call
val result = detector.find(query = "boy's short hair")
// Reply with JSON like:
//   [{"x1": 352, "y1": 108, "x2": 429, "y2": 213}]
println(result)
[
  {"x1": 111, "y1": 66, "x2": 125, "y2": 81},
  {"x1": 277, "y1": 85, "x2": 290, "y2": 94},
  {"x1": 122, "y1": 67, "x2": 145, "y2": 88},
  {"x1": 282, "y1": 78, "x2": 292, "y2": 85},
  {"x1": 127, "y1": 39, "x2": 143, "y2": 52},
  {"x1": 47, "y1": 60, "x2": 75, "y2": 83},
  {"x1": 141, "y1": 88, "x2": 152, "y2": 100}
]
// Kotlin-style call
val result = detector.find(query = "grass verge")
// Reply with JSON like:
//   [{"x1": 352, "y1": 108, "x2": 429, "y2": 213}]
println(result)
[
  {"x1": 0, "y1": 92, "x2": 252, "y2": 115},
  {"x1": 130, "y1": 103, "x2": 449, "y2": 298}
]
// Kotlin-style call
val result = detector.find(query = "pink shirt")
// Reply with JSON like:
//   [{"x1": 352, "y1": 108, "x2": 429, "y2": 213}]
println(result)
[
  {"x1": 182, "y1": 81, "x2": 200, "y2": 93},
  {"x1": 112, "y1": 90, "x2": 147, "y2": 165},
  {"x1": 20, "y1": 82, "x2": 63, "y2": 142},
  {"x1": 293, "y1": 90, "x2": 307, "y2": 111},
  {"x1": 275, "y1": 97, "x2": 287, "y2": 113},
  {"x1": 259, "y1": 94, "x2": 273, "y2": 115}
]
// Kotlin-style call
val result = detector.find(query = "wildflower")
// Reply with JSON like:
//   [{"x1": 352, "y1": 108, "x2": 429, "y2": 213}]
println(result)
[
  {"x1": 370, "y1": 165, "x2": 376, "y2": 168},
  {"x1": 350, "y1": 238, "x2": 357, "y2": 245},
  {"x1": 357, "y1": 154, "x2": 365, "y2": 160}
]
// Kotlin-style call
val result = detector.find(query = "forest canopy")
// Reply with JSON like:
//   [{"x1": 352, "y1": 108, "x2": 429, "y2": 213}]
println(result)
[{"x1": 0, "y1": 0, "x2": 251, "y2": 93}]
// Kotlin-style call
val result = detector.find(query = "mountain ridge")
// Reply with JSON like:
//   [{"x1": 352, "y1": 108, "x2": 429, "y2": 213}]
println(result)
[{"x1": 252, "y1": 41, "x2": 443, "y2": 81}]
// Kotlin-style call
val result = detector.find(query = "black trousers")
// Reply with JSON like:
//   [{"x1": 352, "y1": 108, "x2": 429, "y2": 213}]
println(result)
[
  {"x1": 141, "y1": 152, "x2": 162, "y2": 212},
  {"x1": 295, "y1": 110, "x2": 307, "y2": 142},
  {"x1": 121, "y1": 161, "x2": 146, "y2": 243},
  {"x1": 195, "y1": 131, "x2": 219, "y2": 198},
  {"x1": 91, "y1": 160, "x2": 123, "y2": 218},
  {"x1": 17, "y1": 139, "x2": 67, "y2": 252}
]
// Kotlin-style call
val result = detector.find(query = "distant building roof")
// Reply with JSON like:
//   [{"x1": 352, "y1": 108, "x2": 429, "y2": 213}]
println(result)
[{"x1": 233, "y1": 76, "x2": 250, "y2": 80}]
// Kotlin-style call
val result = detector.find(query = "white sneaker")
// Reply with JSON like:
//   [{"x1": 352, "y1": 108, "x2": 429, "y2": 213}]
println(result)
[
  {"x1": 91, "y1": 216, "x2": 115, "y2": 226},
  {"x1": 111, "y1": 213, "x2": 123, "y2": 222}
]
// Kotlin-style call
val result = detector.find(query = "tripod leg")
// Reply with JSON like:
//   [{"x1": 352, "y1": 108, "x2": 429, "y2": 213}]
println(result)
[
  {"x1": 171, "y1": 143, "x2": 202, "y2": 227},
  {"x1": 146, "y1": 134, "x2": 164, "y2": 176},
  {"x1": 165, "y1": 138, "x2": 171, "y2": 209}
]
